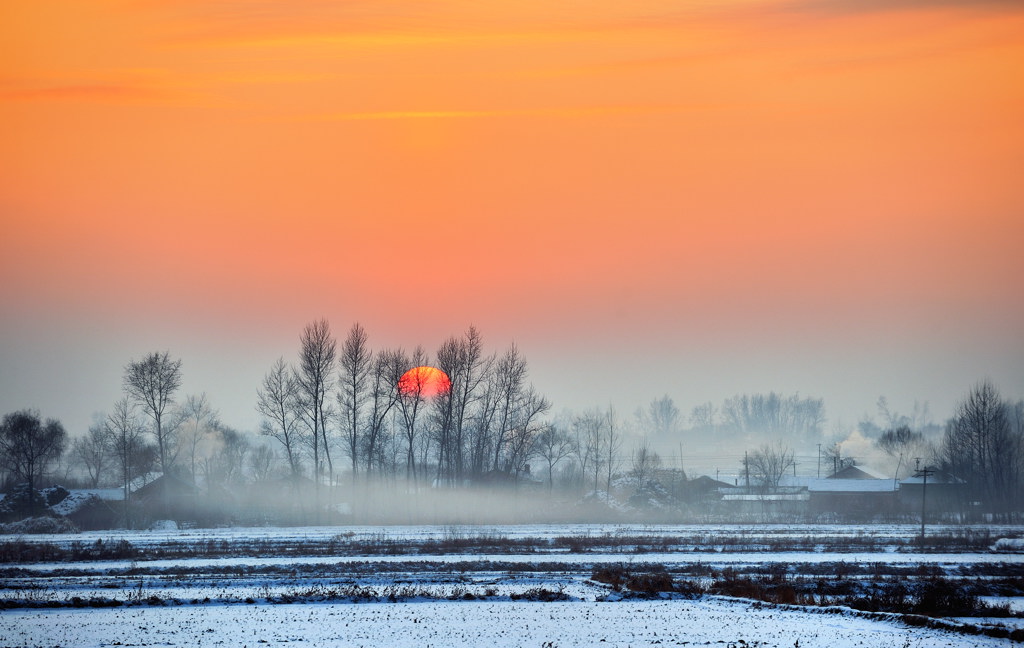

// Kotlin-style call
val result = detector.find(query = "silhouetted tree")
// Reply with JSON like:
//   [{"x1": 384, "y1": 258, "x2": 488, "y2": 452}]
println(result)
[
  {"x1": 106, "y1": 397, "x2": 147, "y2": 526},
  {"x1": 603, "y1": 407, "x2": 624, "y2": 495},
  {"x1": 72, "y1": 422, "x2": 112, "y2": 488},
  {"x1": 941, "y1": 380, "x2": 1023, "y2": 519},
  {"x1": 721, "y1": 392, "x2": 825, "y2": 444},
  {"x1": 256, "y1": 357, "x2": 303, "y2": 478},
  {"x1": 573, "y1": 409, "x2": 605, "y2": 493},
  {"x1": 180, "y1": 393, "x2": 219, "y2": 485},
  {"x1": 534, "y1": 424, "x2": 573, "y2": 493},
  {"x1": 201, "y1": 425, "x2": 250, "y2": 490},
  {"x1": 295, "y1": 319, "x2": 337, "y2": 487},
  {"x1": 123, "y1": 351, "x2": 183, "y2": 475},
  {"x1": 505, "y1": 386, "x2": 550, "y2": 479},
  {"x1": 876, "y1": 424, "x2": 927, "y2": 484},
  {"x1": 397, "y1": 346, "x2": 429, "y2": 484},
  {"x1": 363, "y1": 348, "x2": 404, "y2": 476},
  {"x1": 0, "y1": 410, "x2": 67, "y2": 512},
  {"x1": 643, "y1": 395, "x2": 681, "y2": 438},
  {"x1": 434, "y1": 326, "x2": 490, "y2": 485},
  {"x1": 690, "y1": 401, "x2": 717, "y2": 431},
  {"x1": 748, "y1": 441, "x2": 795, "y2": 491},
  {"x1": 338, "y1": 322, "x2": 371, "y2": 479},
  {"x1": 630, "y1": 437, "x2": 662, "y2": 490},
  {"x1": 248, "y1": 443, "x2": 279, "y2": 483}
]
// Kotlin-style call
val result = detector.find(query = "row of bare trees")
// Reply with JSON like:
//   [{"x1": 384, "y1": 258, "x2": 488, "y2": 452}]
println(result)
[
  {"x1": 52, "y1": 353, "x2": 277, "y2": 524},
  {"x1": 256, "y1": 321, "x2": 553, "y2": 490},
  {"x1": 939, "y1": 380, "x2": 1024, "y2": 520}
]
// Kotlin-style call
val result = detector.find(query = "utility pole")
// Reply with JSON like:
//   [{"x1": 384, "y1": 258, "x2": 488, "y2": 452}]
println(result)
[
  {"x1": 744, "y1": 451, "x2": 750, "y2": 491},
  {"x1": 914, "y1": 458, "x2": 934, "y2": 545},
  {"x1": 816, "y1": 443, "x2": 821, "y2": 479}
]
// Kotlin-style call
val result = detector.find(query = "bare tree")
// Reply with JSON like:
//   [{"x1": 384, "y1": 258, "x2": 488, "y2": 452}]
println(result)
[
  {"x1": 572, "y1": 409, "x2": 605, "y2": 493},
  {"x1": 941, "y1": 380, "x2": 1023, "y2": 520},
  {"x1": 295, "y1": 319, "x2": 337, "y2": 487},
  {"x1": 0, "y1": 410, "x2": 67, "y2": 508},
  {"x1": 106, "y1": 398, "x2": 146, "y2": 526},
  {"x1": 876, "y1": 424, "x2": 927, "y2": 485},
  {"x1": 180, "y1": 393, "x2": 219, "y2": 485},
  {"x1": 690, "y1": 401, "x2": 717, "y2": 431},
  {"x1": 642, "y1": 395, "x2": 680, "y2": 438},
  {"x1": 721, "y1": 392, "x2": 825, "y2": 444},
  {"x1": 434, "y1": 326, "x2": 490, "y2": 485},
  {"x1": 338, "y1": 322, "x2": 371, "y2": 479},
  {"x1": 256, "y1": 357, "x2": 302, "y2": 478},
  {"x1": 490, "y1": 344, "x2": 529, "y2": 472},
  {"x1": 748, "y1": 441, "x2": 795, "y2": 491},
  {"x1": 72, "y1": 422, "x2": 112, "y2": 488},
  {"x1": 603, "y1": 407, "x2": 624, "y2": 495},
  {"x1": 397, "y1": 346, "x2": 429, "y2": 484},
  {"x1": 504, "y1": 386, "x2": 551, "y2": 479},
  {"x1": 198, "y1": 425, "x2": 250, "y2": 494},
  {"x1": 534, "y1": 424, "x2": 573, "y2": 494},
  {"x1": 248, "y1": 443, "x2": 279, "y2": 483},
  {"x1": 123, "y1": 351, "x2": 183, "y2": 475},
  {"x1": 363, "y1": 348, "x2": 404, "y2": 476},
  {"x1": 630, "y1": 437, "x2": 662, "y2": 490}
]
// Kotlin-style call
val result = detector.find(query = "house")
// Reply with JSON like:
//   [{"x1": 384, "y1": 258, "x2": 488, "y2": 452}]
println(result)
[
  {"x1": 131, "y1": 473, "x2": 200, "y2": 524},
  {"x1": 806, "y1": 476, "x2": 898, "y2": 520},
  {"x1": 769, "y1": 466, "x2": 899, "y2": 520},
  {"x1": 898, "y1": 470, "x2": 967, "y2": 518},
  {"x1": 719, "y1": 486, "x2": 810, "y2": 520}
]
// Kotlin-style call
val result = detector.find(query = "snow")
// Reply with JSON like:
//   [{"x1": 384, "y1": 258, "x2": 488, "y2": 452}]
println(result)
[
  {"x1": 48, "y1": 491, "x2": 101, "y2": 516},
  {"x1": 0, "y1": 598, "x2": 1011, "y2": 648},
  {"x1": 3, "y1": 521, "x2": 1016, "y2": 546},
  {"x1": 2, "y1": 523, "x2": 1021, "y2": 647},
  {"x1": 10, "y1": 549, "x2": 1019, "y2": 576},
  {"x1": 994, "y1": 538, "x2": 1024, "y2": 552}
]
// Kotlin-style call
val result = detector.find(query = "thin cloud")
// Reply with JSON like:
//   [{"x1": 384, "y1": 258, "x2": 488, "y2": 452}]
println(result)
[
  {"x1": 311, "y1": 105, "x2": 694, "y2": 121},
  {"x1": 1, "y1": 83, "x2": 158, "y2": 102}
]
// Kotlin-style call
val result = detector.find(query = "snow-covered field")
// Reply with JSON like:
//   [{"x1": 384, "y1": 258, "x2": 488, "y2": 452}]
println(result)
[
  {"x1": 4, "y1": 597, "x2": 1015, "y2": 648},
  {"x1": 2, "y1": 524, "x2": 1022, "y2": 647}
]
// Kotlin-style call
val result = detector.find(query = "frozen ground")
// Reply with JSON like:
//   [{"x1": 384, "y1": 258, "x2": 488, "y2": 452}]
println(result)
[
  {"x1": 2, "y1": 597, "x2": 1016, "y2": 648},
  {"x1": 2, "y1": 524, "x2": 1022, "y2": 647},
  {"x1": 8, "y1": 522, "x2": 1020, "y2": 546}
]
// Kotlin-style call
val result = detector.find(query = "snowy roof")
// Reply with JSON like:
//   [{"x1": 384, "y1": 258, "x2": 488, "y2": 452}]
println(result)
[
  {"x1": 807, "y1": 479, "x2": 896, "y2": 493},
  {"x1": 721, "y1": 492, "x2": 810, "y2": 501}
]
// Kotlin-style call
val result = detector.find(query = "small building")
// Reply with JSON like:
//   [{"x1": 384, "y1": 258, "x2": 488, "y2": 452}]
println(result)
[
  {"x1": 898, "y1": 470, "x2": 967, "y2": 518},
  {"x1": 719, "y1": 486, "x2": 810, "y2": 520},
  {"x1": 132, "y1": 474, "x2": 200, "y2": 524},
  {"x1": 807, "y1": 477, "x2": 898, "y2": 520}
]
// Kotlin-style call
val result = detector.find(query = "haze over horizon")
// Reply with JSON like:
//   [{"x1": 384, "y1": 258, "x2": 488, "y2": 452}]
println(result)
[{"x1": 2, "y1": 1, "x2": 1022, "y2": 445}]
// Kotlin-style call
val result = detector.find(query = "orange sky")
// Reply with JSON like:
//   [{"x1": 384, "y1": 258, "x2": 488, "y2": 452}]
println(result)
[{"x1": 2, "y1": 0, "x2": 1023, "y2": 435}]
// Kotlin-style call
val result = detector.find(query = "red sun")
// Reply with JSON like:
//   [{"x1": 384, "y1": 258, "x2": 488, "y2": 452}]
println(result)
[{"x1": 398, "y1": 366, "x2": 451, "y2": 398}]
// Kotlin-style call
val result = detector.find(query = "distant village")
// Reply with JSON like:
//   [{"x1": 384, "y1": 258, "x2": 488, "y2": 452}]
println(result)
[{"x1": 0, "y1": 460, "x2": 976, "y2": 533}]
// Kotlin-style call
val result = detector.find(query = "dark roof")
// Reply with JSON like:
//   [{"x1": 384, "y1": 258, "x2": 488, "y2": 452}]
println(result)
[
  {"x1": 132, "y1": 474, "x2": 199, "y2": 501},
  {"x1": 829, "y1": 465, "x2": 886, "y2": 480},
  {"x1": 690, "y1": 475, "x2": 736, "y2": 491}
]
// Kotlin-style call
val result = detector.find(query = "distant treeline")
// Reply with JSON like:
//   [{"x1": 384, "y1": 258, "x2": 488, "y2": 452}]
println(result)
[{"x1": 1, "y1": 319, "x2": 1022, "y2": 525}]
